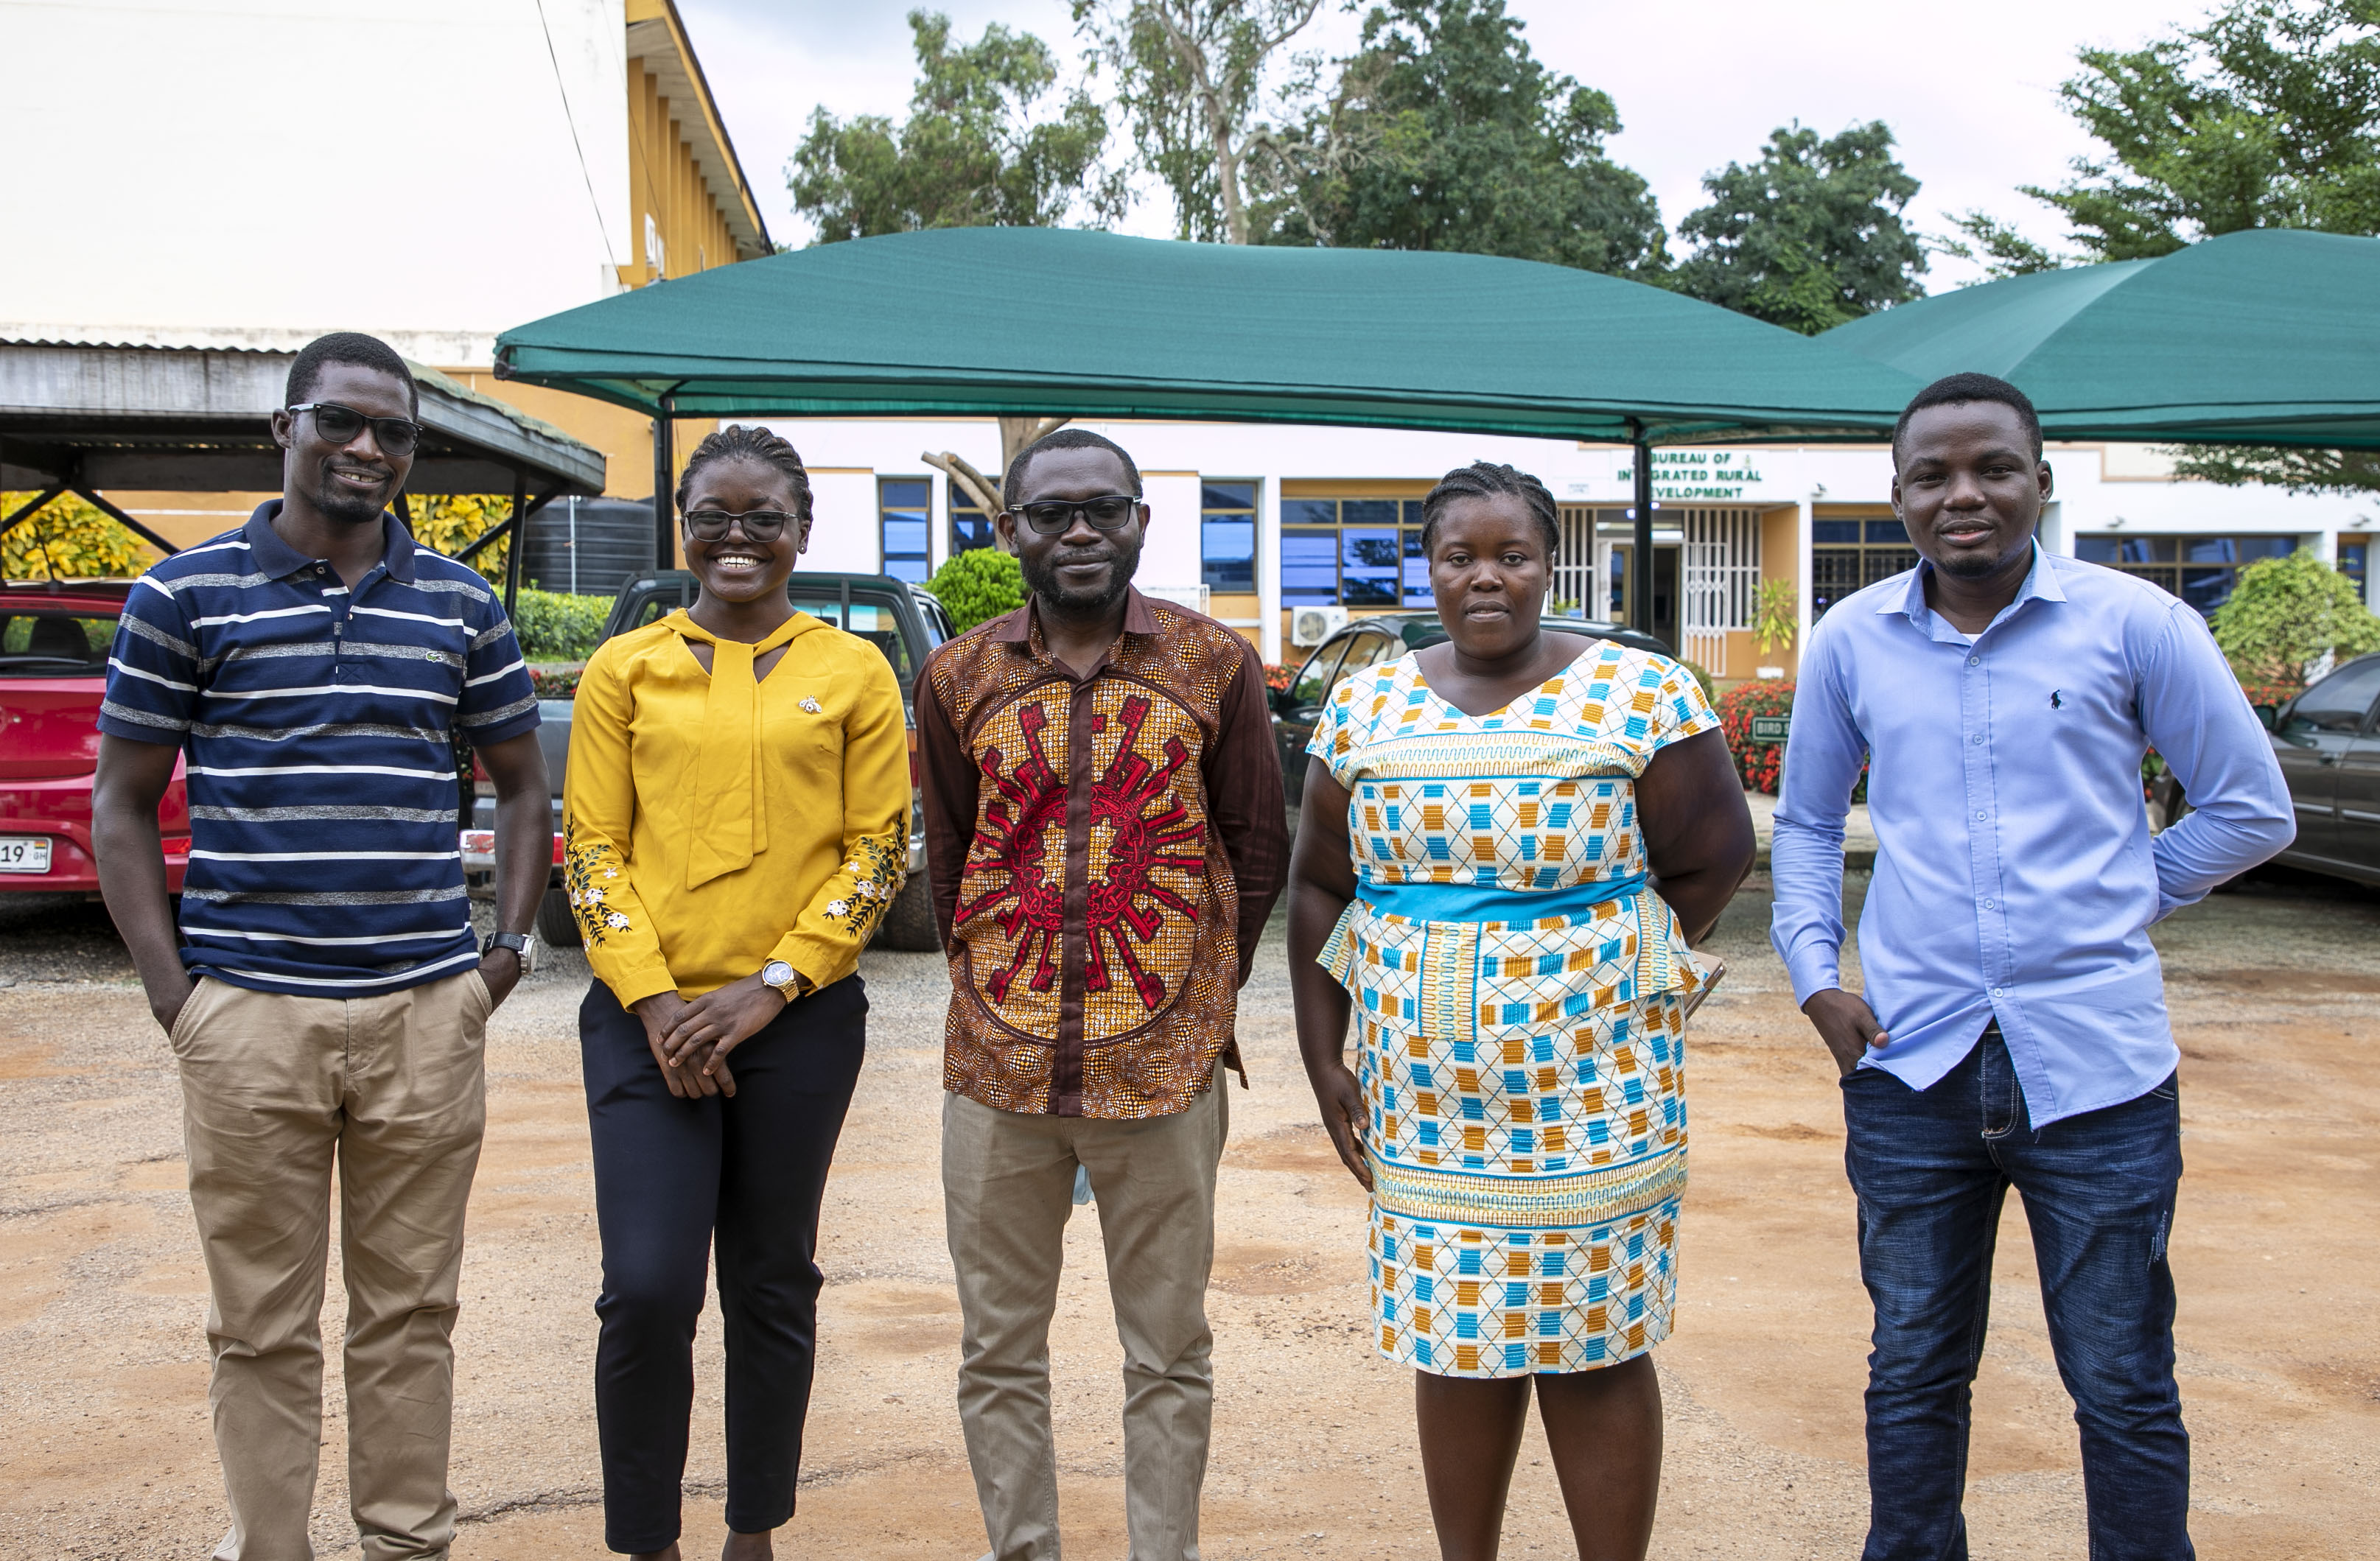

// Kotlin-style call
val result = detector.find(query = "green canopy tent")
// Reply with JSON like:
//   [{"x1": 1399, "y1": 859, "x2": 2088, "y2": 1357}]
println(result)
[
  {"x1": 1822, "y1": 229, "x2": 2380, "y2": 449},
  {"x1": 494, "y1": 226, "x2": 1923, "y2": 628}
]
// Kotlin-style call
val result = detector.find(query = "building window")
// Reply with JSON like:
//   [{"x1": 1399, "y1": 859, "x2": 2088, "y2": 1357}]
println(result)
[
  {"x1": 1281, "y1": 497, "x2": 1432, "y2": 608},
  {"x1": 2074, "y1": 533, "x2": 2297, "y2": 615},
  {"x1": 1201, "y1": 481, "x2": 1258, "y2": 592},
  {"x1": 879, "y1": 477, "x2": 931, "y2": 584},
  {"x1": 1811, "y1": 516, "x2": 1918, "y2": 619},
  {"x1": 2341, "y1": 536, "x2": 2369, "y2": 602},
  {"x1": 950, "y1": 484, "x2": 996, "y2": 556}
]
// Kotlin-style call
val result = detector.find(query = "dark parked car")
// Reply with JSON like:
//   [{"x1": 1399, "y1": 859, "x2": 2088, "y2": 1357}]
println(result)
[
  {"x1": 0, "y1": 582, "x2": 190, "y2": 897},
  {"x1": 1271, "y1": 611, "x2": 1673, "y2": 801},
  {"x1": 2257, "y1": 651, "x2": 2380, "y2": 887},
  {"x1": 463, "y1": 569, "x2": 953, "y2": 950}
]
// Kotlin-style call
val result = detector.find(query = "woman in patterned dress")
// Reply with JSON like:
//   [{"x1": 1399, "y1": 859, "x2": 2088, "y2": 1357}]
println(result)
[{"x1": 1287, "y1": 462, "x2": 1754, "y2": 1561}]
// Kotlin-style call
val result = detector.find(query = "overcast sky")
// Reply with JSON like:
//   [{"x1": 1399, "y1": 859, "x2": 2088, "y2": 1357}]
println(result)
[{"x1": 676, "y1": 0, "x2": 2193, "y2": 290}]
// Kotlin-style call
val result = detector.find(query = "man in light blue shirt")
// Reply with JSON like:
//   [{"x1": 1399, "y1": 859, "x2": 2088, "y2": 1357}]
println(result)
[{"x1": 1771, "y1": 373, "x2": 2292, "y2": 1561}]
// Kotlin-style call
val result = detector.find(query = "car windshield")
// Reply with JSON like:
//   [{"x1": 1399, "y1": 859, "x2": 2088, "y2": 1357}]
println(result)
[{"x1": 0, "y1": 608, "x2": 116, "y2": 676}]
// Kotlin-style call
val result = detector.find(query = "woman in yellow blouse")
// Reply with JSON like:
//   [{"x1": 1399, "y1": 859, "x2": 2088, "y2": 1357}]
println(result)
[{"x1": 563, "y1": 424, "x2": 909, "y2": 1561}]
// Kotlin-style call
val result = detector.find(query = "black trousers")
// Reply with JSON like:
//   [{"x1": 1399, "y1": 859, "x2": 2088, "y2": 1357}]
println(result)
[{"x1": 579, "y1": 975, "x2": 867, "y2": 1552}]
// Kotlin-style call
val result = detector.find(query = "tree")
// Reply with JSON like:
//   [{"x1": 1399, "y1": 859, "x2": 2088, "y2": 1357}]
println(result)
[
  {"x1": 2168, "y1": 443, "x2": 2380, "y2": 498},
  {"x1": 2210, "y1": 547, "x2": 2380, "y2": 684},
  {"x1": 1933, "y1": 210, "x2": 2068, "y2": 281},
  {"x1": 2023, "y1": 0, "x2": 2380, "y2": 261},
  {"x1": 1250, "y1": 0, "x2": 1667, "y2": 277},
  {"x1": 1, "y1": 493, "x2": 156, "y2": 579},
  {"x1": 1074, "y1": 0, "x2": 1326, "y2": 244},
  {"x1": 791, "y1": 10, "x2": 1125, "y2": 242},
  {"x1": 1672, "y1": 122, "x2": 1928, "y2": 334}
]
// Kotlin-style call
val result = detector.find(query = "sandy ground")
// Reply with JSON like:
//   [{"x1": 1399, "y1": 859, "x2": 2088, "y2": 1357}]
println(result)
[{"x1": 3, "y1": 863, "x2": 2377, "y2": 1561}]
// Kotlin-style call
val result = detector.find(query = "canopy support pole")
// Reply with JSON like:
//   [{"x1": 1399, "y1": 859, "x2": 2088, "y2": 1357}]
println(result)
[
  {"x1": 74, "y1": 487, "x2": 184, "y2": 558},
  {"x1": 652, "y1": 391, "x2": 676, "y2": 569},
  {"x1": 1630, "y1": 423, "x2": 1655, "y2": 641},
  {"x1": 504, "y1": 467, "x2": 528, "y2": 621}
]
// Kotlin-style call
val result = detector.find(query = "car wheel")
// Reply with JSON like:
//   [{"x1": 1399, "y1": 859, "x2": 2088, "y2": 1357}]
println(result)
[
  {"x1": 871, "y1": 873, "x2": 940, "y2": 953},
  {"x1": 536, "y1": 885, "x2": 584, "y2": 947}
]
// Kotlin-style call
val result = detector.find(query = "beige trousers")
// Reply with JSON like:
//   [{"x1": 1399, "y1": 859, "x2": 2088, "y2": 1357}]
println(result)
[
  {"x1": 942, "y1": 1084, "x2": 1228, "y2": 1561},
  {"x1": 169, "y1": 969, "x2": 491, "y2": 1561}
]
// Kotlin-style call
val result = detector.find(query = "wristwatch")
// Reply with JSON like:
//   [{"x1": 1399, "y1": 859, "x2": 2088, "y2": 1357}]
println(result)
[
  {"x1": 761, "y1": 959, "x2": 806, "y2": 1001},
  {"x1": 483, "y1": 930, "x2": 536, "y2": 975}
]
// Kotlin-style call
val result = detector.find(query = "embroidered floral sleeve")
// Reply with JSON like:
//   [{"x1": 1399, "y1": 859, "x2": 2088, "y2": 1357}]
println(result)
[
  {"x1": 561, "y1": 645, "x2": 677, "y2": 1006},
  {"x1": 766, "y1": 650, "x2": 912, "y2": 991}
]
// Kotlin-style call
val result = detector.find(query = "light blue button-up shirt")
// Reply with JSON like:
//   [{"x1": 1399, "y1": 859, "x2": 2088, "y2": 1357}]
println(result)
[{"x1": 1770, "y1": 547, "x2": 2293, "y2": 1125}]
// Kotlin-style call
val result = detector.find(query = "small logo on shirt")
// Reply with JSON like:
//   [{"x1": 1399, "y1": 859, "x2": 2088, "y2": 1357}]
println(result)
[
  {"x1": 799, "y1": 697, "x2": 822, "y2": 714},
  {"x1": 2049, "y1": 690, "x2": 2064, "y2": 709}
]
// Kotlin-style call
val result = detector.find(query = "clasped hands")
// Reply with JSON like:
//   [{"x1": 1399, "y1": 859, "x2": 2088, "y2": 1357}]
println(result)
[{"x1": 631, "y1": 972, "x2": 791, "y2": 1099}]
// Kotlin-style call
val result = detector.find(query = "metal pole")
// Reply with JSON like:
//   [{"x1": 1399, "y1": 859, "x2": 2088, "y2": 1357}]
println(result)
[
  {"x1": 504, "y1": 467, "x2": 528, "y2": 622},
  {"x1": 652, "y1": 392, "x2": 676, "y2": 569},
  {"x1": 1631, "y1": 425, "x2": 1656, "y2": 642}
]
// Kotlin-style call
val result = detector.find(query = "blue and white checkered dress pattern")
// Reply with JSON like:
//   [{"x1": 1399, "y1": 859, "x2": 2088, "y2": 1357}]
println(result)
[{"x1": 1309, "y1": 643, "x2": 1717, "y2": 1375}]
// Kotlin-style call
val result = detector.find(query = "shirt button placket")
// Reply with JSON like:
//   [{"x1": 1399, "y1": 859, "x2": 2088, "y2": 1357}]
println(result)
[{"x1": 1964, "y1": 647, "x2": 2003, "y2": 1006}]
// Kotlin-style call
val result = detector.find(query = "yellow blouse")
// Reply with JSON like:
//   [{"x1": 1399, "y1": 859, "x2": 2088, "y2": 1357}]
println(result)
[{"x1": 562, "y1": 608, "x2": 909, "y2": 1005}]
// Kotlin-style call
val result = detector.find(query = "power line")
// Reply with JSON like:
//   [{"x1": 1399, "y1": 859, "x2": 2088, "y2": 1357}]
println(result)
[{"x1": 533, "y1": 0, "x2": 620, "y2": 274}]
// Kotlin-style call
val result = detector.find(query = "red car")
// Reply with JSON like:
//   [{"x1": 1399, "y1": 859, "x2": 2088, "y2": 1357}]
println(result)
[{"x1": 0, "y1": 581, "x2": 189, "y2": 896}]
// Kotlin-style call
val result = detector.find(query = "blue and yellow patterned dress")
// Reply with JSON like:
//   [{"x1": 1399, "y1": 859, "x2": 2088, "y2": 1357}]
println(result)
[{"x1": 1309, "y1": 640, "x2": 1718, "y2": 1377}]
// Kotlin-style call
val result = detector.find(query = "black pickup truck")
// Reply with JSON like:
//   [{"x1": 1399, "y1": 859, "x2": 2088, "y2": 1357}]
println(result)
[{"x1": 463, "y1": 570, "x2": 953, "y2": 953}]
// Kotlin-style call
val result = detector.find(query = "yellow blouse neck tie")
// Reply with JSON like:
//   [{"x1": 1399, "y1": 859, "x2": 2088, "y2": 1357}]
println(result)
[{"x1": 670, "y1": 610, "x2": 814, "y2": 890}]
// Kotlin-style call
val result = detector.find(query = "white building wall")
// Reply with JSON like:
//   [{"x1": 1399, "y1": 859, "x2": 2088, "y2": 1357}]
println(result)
[
  {"x1": 756, "y1": 417, "x2": 2380, "y2": 650},
  {"x1": 799, "y1": 471, "x2": 880, "y2": 575},
  {"x1": 1, "y1": 0, "x2": 631, "y2": 361}
]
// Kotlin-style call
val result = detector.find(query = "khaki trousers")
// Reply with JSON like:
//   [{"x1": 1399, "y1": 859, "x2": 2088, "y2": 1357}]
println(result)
[
  {"x1": 942, "y1": 1084, "x2": 1228, "y2": 1561},
  {"x1": 169, "y1": 970, "x2": 491, "y2": 1561}
]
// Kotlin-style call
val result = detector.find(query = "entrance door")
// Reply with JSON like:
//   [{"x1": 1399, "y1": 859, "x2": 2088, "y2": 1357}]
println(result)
[{"x1": 1606, "y1": 544, "x2": 1680, "y2": 651}]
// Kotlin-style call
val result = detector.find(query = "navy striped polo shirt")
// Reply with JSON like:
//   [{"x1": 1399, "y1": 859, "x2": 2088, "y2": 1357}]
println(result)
[{"x1": 99, "y1": 502, "x2": 539, "y2": 997}]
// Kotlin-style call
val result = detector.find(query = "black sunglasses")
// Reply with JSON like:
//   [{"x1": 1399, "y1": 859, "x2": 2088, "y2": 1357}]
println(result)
[
  {"x1": 1008, "y1": 494, "x2": 1142, "y2": 535},
  {"x1": 287, "y1": 401, "x2": 423, "y2": 458},
  {"x1": 684, "y1": 508, "x2": 795, "y2": 541}
]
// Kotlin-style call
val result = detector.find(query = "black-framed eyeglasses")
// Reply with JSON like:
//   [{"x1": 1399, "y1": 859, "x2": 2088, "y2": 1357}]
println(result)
[
  {"x1": 287, "y1": 401, "x2": 423, "y2": 457},
  {"x1": 1007, "y1": 494, "x2": 1143, "y2": 535},
  {"x1": 684, "y1": 508, "x2": 795, "y2": 541}
]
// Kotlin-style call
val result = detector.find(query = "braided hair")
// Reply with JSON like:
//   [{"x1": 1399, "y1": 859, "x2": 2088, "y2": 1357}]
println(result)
[
  {"x1": 1419, "y1": 461, "x2": 1560, "y2": 559},
  {"x1": 674, "y1": 424, "x2": 814, "y2": 523}
]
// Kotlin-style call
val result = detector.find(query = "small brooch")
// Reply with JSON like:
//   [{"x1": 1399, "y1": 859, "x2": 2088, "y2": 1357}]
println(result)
[{"x1": 799, "y1": 697, "x2": 822, "y2": 714}]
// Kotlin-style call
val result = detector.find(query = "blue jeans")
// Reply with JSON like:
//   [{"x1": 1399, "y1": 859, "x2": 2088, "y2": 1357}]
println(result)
[{"x1": 1841, "y1": 1028, "x2": 2189, "y2": 1561}]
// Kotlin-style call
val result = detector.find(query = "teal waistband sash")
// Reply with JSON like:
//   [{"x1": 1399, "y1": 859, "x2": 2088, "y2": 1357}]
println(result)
[{"x1": 1363, "y1": 873, "x2": 1646, "y2": 925}]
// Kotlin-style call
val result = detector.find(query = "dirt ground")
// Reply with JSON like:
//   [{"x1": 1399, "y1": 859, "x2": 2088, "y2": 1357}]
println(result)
[{"x1": 3, "y1": 865, "x2": 2377, "y2": 1561}]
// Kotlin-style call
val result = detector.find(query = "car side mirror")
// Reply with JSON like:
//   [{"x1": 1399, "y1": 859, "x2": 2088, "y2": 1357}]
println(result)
[{"x1": 2253, "y1": 704, "x2": 2278, "y2": 731}]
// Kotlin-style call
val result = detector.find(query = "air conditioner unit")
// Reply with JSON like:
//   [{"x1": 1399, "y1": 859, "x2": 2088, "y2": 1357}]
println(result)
[
  {"x1": 1292, "y1": 605, "x2": 1348, "y2": 646},
  {"x1": 1138, "y1": 583, "x2": 1211, "y2": 615}
]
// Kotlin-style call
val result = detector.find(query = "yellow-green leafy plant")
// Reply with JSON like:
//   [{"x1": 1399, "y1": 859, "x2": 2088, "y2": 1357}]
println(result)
[
  {"x1": 1, "y1": 492, "x2": 158, "y2": 579},
  {"x1": 1751, "y1": 578, "x2": 1798, "y2": 654},
  {"x1": 405, "y1": 494, "x2": 512, "y2": 586}
]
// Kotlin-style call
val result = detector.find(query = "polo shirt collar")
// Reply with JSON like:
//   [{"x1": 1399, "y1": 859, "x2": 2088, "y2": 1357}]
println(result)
[
  {"x1": 244, "y1": 500, "x2": 418, "y2": 584},
  {"x1": 992, "y1": 584, "x2": 1163, "y2": 648}
]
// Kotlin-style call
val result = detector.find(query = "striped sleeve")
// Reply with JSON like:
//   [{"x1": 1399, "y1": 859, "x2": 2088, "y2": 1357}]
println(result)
[
  {"x1": 98, "y1": 572, "x2": 200, "y2": 745},
  {"x1": 453, "y1": 577, "x2": 539, "y2": 743}
]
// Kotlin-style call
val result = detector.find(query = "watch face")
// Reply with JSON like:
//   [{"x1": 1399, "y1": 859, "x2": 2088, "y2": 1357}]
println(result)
[{"x1": 764, "y1": 961, "x2": 795, "y2": 988}]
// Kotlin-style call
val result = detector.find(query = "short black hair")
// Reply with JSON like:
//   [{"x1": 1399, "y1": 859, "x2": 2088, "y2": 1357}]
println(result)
[
  {"x1": 1420, "y1": 461, "x2": 1561, "y2": 560},
  {"x1": 1891, "y1": 372, "x2": 2042, "y2": 467},
  {"x1": 674, "y1": 423, "x2": 813, "y2": 522},
  {"x1": 1003, "y1": 427, "x2": 1142, "y2": 505},
  {"x1": 286, "y1": 332, "x2": 419, "y2": 415}
]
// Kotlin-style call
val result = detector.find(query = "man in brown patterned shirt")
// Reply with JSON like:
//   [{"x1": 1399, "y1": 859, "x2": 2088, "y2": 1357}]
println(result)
[{"x1": 917, "y1": 428, "x2": 1286, "y2": 1561}]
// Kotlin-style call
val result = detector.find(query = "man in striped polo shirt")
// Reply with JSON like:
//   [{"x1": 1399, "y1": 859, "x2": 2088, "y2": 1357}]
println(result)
[{"x1": 92, "y1": 332, "x2": 551, "y2": 1561}]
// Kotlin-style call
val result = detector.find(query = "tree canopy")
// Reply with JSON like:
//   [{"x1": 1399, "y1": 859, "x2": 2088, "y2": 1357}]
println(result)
[
  {"x1": 1074, "y1": 0, "x2": 1324, "y2": 244},
  {"x1": 1249, "y1": 0, "x2": 1666, "y2": 276},
  {"x1": 790, "y1": 10, "x2": 1124, "y2": 241},
  {"x1": 2021, "y1": 0, "x2": 2380, "y2": 262},
  {"x1": 1670, "y1": 122, "x2": 1928, "y2": 334}
]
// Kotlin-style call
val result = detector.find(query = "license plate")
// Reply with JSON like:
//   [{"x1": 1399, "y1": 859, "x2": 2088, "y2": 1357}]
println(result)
[{"x1": 0, "y1": 836, "x2": 52, "y2": 874}]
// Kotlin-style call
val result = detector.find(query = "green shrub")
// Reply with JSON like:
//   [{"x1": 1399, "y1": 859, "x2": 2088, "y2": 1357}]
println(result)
[
  {"x1": 511, "y1": 589, "x2": 614, "y2": 662},
  {"x1": 2211, "y1": 549, "x2": 2380, "y2": 686},
  {"x1": 1677, "y1": 658, "x2": 1716, "y2": 709},
  {"x1": 926, "y1": 548, "x2": 1025, "y2": 632}
]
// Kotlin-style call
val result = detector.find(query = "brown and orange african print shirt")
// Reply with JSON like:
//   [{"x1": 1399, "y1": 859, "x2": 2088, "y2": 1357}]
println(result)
[{"x1": 917, "y1": 589, "x2": 1287, "y2": 1118}]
